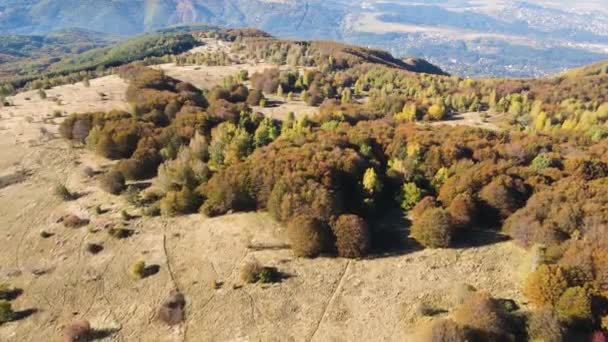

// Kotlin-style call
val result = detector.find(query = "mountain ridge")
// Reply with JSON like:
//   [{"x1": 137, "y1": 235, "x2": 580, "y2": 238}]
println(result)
[{"x1": 1, "y1": 0, "x2": 607, "y2": 77}]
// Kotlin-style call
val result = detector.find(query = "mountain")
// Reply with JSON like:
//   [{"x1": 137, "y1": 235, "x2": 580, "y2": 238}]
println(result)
[
  {"x1": 0, "y1": 28, "x2": 118, "y2": 84},
  {"x1": 0, "y1": 26, "x2": 449, "y2": 89},
  {"x1": 0, "y1": 29, "x2": 197, "y2": 86},
  {"x1": 1, "y1": 0, "x2": 607, "y2": 77}
]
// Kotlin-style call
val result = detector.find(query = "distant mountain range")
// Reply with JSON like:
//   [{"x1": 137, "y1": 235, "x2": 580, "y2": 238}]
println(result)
[{"x1": 1, "y1": 0, "x2": 607, "y2": 77}]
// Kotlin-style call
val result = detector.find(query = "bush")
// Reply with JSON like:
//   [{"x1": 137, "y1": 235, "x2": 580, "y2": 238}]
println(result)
[
  {"x1": 240, "y1": 261, "x2": 262, "y2": 284},
  {"x1": 555, "y1": 286, "x2": 592, "y2": 326},
  {"x1": 99, "y1": 171, "x2": 126, "y2": 195},
  {"x1": 527, "y1": 308, "x2": 565, "y2": 342},
  {"x1": 331, "y1": 214, "x2": 370, "y2": 258},
  {"x1": 63, "y1": 214, "x2": 89, "y2": 228},
  {"x1": 108, "y1": 227, "x2": 131, "y2": 240},
  {"x1": 426, "y1": 319, "x2": 471, "y2": 342},
  {"x1": 82, "y1": 166, "x2": 96, "y2": 178},
  {"x1": 62, "y1": 319, "x2": 91, "y2": 342},
  {"x1": 158, "y1": 290, "x2": 186, "y2": 326},
  {"x1": 55, "y1": 183, "x2": 75, "y2": 201},
  {"x1": 85, "y1": 243, "x2": 103, "y2": 254},
  {"x1": 159, "y1": 188, "x2": 202, "y2": 216},
  {"x1": 452, "y1": 292, "x2": 511, "y2": 340},
  {"x1": 286, "y1": 215, "x2": 329, "y2": 258},
  {"x1": 130, "y1": 260, "x2": 146, "y2": 279},
  {"x1": 410, "y1": 208, "x2": 453, "y2": 248},
  {"x1": 0, "y1": 300, "x2": 14, "y2": 324},
  {"x1": 523, "y1": 265, "x2": 569, "y2": 307},
  {"x1": 115, "y1": 153, "x2": 161, "y2": 181},
  {"x1": 411, "y1": 196, "x2": 437, "y2": 221}
]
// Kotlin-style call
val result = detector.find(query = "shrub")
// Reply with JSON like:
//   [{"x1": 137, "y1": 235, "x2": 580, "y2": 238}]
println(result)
[
  {"x1": 85, "y1": 243, "x2": 103, "y2": 254},
  {"x1": 286, "y1": 215, "x2": 329, "y2": 258},
  {"x1": 130, "y1": 260, "x2": 146, "y2": 279},
  {"x1": 99, "y1": 171, "x2": 126, "y2": 195},
  {"x1": 555, "y1": 286, "x2": 592, "y2": 326},
  {"x1": 159, "y1": 188, "x2": 202, "y2": 216},
  {"x1": 331, "y1": 214, "x2": 370, "y2": 258},
  {"x1": 115, "y1": 154, "x2": 160, "y2": 181},
  {"x1": 410, "y1": 208, "x2": 453, "y2": 248},
  {"x1": 158, "y1": 290, "x2": 186, "y2": 325},
  {"x1": 107, "y1": 227, "x2": 133, "y2": 239},
  {"x1": 82, "y1": 166, "x2": 96, "y2": 178},
  {"x1": 452, "y1": 292, "x2": 510, "y2": 340},
  {"x1": 527, "y1": 308, "x2": 565, "y2": 342},
  {"x1": 240, "y1": 261, "x2": 262, "y2": 284},
  {"x1": 62, "y1": 319, "x2": 91, "y2": 342},
  {"x1": 95, "y1": 133, "x2": 120, "y2": 159},
  {"x1": 524, "y1": 265, "x2": 569, "y2": 307},
  {"x1": 240, "y1": 261, "x2": 281, "y2": 284},
  {"x1": 426, "y1": 319, "x2": 470, "y2": 342},
  {"x1": 63, "y1": 214, "x2": 89, "y2": 228},
  {"x1": 257, "y1": 266, "x2": 281, "y2": 284},
  {"x1": 411, "y1": 196, "x2": 437, "y2": 221},
  {"x1": 55, "y1": 183, "x2": 75, "y2": 201},
  {"x1": 0, "y1": 300, "x2": 14, "y2": 324}
]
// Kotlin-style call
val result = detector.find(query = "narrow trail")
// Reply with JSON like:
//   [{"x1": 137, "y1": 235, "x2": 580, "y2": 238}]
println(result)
[{"x1": 307, "y1": 260, "x2": 351, "y2": 342}]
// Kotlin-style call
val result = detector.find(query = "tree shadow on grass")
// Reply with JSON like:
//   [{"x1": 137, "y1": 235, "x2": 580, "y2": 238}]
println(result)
[
  {"x1": 12, "y1": 308, "x2": 37, "y2": 321},
  {"x1": 451, "y1": 228, "x2": 511, "y2": 249},
  {"x1": 366, "y1": 208, "x2": 424, "y2": 259},
  {"x1": 89, "y1": 328, "x2": 119, "y2": 340},
  {"x1": 0, "y1": 288, "x2": 23, "y2": 301},
  {"x1": 365, "y1": 208, "x2": 512, "y2": 259},
  {"x1": 143, "y1": 264, "x2": 160, "y2": 278}
]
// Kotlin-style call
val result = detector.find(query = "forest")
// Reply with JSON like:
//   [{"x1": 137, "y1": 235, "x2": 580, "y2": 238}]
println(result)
[{"x1": 43, "y1": 28, "x2": 608, "y2": 341}]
